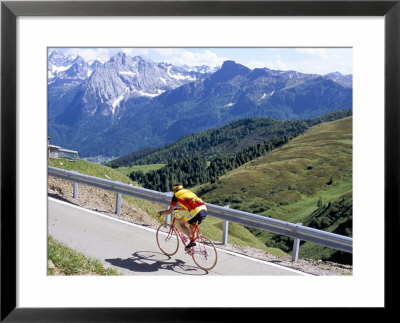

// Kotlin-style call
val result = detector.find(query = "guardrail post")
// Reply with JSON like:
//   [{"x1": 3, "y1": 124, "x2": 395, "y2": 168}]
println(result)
[
  {"x1": 115, "y1": 193, "x2": 122, "y2": 216},
  {"x1": 222, "y1": 205, "x2": 230, "y2": 245},
  {"x1": 73, "y1": 171, "x2": 79, "y2": 200},
  {"x1": 292, "y1": 222, "x2": 302, "y2": 262}
]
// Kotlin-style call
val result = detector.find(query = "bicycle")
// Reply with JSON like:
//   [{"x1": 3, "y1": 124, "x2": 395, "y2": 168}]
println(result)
[{"x1": 156, "y1": 210, "x2": 218, "y2": 271}]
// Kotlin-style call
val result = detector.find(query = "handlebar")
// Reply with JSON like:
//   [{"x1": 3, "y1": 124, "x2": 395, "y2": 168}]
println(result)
[{"x1": 157, "y1": 209, "x2": 187, "y2": 223}]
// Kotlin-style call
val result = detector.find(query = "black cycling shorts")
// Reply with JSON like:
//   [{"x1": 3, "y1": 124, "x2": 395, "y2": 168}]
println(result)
[{"x1": 188, "y1": 209, "x2": 207, "y2": 225}]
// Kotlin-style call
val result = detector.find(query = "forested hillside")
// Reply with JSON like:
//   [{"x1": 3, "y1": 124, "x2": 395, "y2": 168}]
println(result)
[
  {"x1": 108, "y1": 109, "x2": 351, "y2": 167},
  {"x1": 197, "y1": 116, "x2": 353, "y2": 264},
  {"x1": 108, "y1": 110, "x2": 351, "y2": 193}
]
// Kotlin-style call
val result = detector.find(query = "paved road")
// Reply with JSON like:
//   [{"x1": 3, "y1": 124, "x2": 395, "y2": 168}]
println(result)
[{"x1": 48, "y1": 197, "x2": 307, "y2": 276}]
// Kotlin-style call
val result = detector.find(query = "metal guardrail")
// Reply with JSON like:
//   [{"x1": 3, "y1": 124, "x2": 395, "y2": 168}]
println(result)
[{"x1": 48, "y1": 166, "x2": 353, "y2": 254}]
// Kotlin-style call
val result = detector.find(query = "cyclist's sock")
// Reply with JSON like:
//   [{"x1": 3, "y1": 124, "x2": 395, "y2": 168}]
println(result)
[{"x1": 181, "y1": 234, "x2": 188, "y2": 243}]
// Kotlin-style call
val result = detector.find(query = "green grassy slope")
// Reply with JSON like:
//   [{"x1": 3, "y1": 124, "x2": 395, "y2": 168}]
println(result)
[
  {"x1": 299, "y1": 191, "x2": 352, "y2": 263},
  {"x1": 198, "y1": 117, "x2": 352, "y2": 213},
  {"x1": 195, "y1": 117, "x2": 352, "y2": 262},
  {"x1": 49, "y1": 158, "x2": 134, "y2": 184}
]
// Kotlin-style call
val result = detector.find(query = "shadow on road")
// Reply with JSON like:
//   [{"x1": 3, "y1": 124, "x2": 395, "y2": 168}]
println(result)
[{"x1": 105, "y1": 251, "x2": 208, "y2": 275}]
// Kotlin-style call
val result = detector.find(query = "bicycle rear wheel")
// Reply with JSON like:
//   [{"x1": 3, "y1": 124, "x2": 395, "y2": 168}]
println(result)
[
  {"x1": 191, "y1": 236, "x2": 218, "y2": 271},
  {"x1": 156, "y1": 223, "x2": 179, "y2": 256}
]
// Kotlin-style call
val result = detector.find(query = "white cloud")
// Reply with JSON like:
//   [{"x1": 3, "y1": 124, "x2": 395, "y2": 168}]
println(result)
[
  {"x1": 294, "y1": 48, "x2": 352, "y2": 74},
  {"x1": 295, "y1": 48, "x2": 330, "y2": 59},
  {"x1": 48, "y1": 47, "x2": 352, "y2": 75},
  {"x1": 153, "y1": 48, "x2": 227, "y2": 67},
  {"x1": 247, "y1": 56, "x2": 289, "y2": 71},
  {"x1": 50, "y1": 48, "x2": 150, "y2": 64},
  {"x1": 121, "y1": 48, "x2": 149, "y2": 58},
  {"x1": 248, "y1": 50, "x2": 352, "y2": 75}
]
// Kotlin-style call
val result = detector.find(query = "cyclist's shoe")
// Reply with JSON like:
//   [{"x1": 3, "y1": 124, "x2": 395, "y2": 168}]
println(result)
[{"x1": 185, "y1": 242, "x2": 196, "y2": 251}]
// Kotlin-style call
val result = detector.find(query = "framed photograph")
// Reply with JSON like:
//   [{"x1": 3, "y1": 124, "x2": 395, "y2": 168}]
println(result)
[{"x1": 2, "y1": 0, "x2": 398, "y2": 320}]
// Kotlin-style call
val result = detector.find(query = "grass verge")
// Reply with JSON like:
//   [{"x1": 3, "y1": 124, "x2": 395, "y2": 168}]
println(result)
[{"x1": 48, "y1": 236, "x2": 120, "y2": 276}]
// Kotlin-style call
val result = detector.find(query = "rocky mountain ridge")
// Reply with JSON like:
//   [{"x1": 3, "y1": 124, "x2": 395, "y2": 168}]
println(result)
[
  {"x1": 48, "y1": 51, "x2": 215, "y2": 118},
  {"x1": 48, "y1": 51, "x2": 352, "y2": 158}
]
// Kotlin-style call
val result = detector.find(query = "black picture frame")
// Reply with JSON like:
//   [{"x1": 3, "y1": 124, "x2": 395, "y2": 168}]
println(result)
[{"x1": 1, "y1": 0, "x2": 398, "y2": 321}]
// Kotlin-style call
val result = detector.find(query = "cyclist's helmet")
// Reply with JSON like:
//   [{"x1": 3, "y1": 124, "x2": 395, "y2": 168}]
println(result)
[{"x1": 173, "y1": 184, "x2": 183, "y2": 191}]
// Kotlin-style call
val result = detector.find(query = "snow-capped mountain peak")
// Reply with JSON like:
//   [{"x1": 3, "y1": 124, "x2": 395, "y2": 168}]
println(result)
[{"x1": 49, "y1": 51, "x2": 215, "y2": 116}]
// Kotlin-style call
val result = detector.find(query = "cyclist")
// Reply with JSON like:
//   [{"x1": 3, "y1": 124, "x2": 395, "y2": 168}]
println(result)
[{"x1": 158, "y1": 183, "x2": 207, "y2": 251}]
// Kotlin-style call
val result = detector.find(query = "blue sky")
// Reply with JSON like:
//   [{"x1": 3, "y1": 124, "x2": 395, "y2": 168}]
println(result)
[{"x1": 50, "y1": 47, "x2": 352, "y2": 75}]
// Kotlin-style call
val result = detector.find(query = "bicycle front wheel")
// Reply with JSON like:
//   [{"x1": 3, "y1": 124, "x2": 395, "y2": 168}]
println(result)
[
  {"x1": 156, "y1": 223, "x2": 179, "y2": 256},
  {"x1": 191, "y1": 236, "x2": 218, "y2": 271}
]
